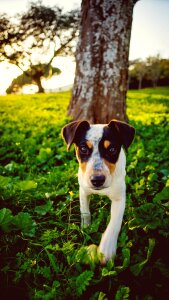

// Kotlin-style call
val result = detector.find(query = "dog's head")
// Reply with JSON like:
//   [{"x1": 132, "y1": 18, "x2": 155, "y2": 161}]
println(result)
[{"x1": 62, "y1": 120, "x2": 135, "y2": 190}]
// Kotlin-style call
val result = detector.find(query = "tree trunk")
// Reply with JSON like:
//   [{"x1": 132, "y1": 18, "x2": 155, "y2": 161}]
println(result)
[
  {"x1": 34, "y1": 76, "x2": 44, "y2": 93},
  {"x1": 152, "y1": 78, "x2": 157, "y2": 88},
  {"x1": 68, "y1": 0, "x2": 137, "y2": 123},
  {"x1": 138, "y1": 77, "x2": 142, "y2": 89}
]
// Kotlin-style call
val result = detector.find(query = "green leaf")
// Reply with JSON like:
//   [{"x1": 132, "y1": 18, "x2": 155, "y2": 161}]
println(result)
[
  {"x1": 122, "y1": 247, "x2": 130, "y2": 268},
  {"x1": 13, "y1": 212, "x2": 36, "y2": 237},
  {"x1": 160, "y1": 169, "x2": 169, "y2": 177},
  {"x1": 153, "y1": 186, "x2": 169, "y2": 203},
  {"x1": 76, "y1": 270, "x2": 94, "y2": 296},
  {"x1": 98, "y1": 292, "x2": 108, "y2": 300},
  {"x1": 37, "y1": 266, "x2": 51, "y2": 280},
  {"x1": 130, "y1": 238, "x2": 155, "y2": 276},
  {"x1": 0, "y1": 208, "x2": 13, "y2": 232},
  {"x1": 102, "y1": 267, "x2": 117, "y2": 277},
  {"x1": 16, "y1": 180, "x2": 37, "y2": 191},
  {"x1": 0, "y1": 175, "x2": 11, "y2": 189},
  {"x1": 116, "y1": 248, "x2": 130, "y2": 272},
  {"x1": 147, "y1": 238, "x2": 156, "y2": 260},
  {"x1": 130, "y1": 259, "x2": 147, "y2": 276},
  {"x1": 37, "y1": 147, "x2": 52, "y2": 163},
  {"x1": 115, "y1": 286, "x2": 130, "y2": 300},
  {"x1": 35, "y1": 200, "x2": 53, "y2": 215},
  {"x1": 45, "y1": 249, "x2": 58, "y2": 274}
]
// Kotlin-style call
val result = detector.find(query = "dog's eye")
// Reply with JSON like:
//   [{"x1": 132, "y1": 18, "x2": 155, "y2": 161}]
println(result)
[
  {"x1": 79, "y1": 145, "x2": 89, "y2": 155},
  {"x1": 108, "y1": 146, "x2": 117, "y2": 155}
]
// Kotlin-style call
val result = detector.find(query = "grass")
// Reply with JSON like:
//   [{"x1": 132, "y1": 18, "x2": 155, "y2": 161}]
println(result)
[{"x1": 0, "y1": 87, "x2": 169, "y2": 299}]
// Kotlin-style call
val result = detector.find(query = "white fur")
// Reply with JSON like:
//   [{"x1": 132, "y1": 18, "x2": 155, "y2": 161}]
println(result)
[{"x1": 78, "y1": 125, "x2": 126, "y2": 264}]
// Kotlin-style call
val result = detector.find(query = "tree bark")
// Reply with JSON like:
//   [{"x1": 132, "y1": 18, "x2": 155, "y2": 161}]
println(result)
[
  {"x1": 34, "y1": 76, "x2": 44, "y2": 93},
  {"x1": 68, "y1": 0, "x2": 137, "y2": 123},
  {"x1": 138, "y1": 77, "x2": 142, "y2": 90}
]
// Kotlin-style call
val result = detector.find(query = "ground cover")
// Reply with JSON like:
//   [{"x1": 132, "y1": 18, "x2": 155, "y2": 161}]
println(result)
[{"x1": 0, "y1": 88, "x2": 169, "y2": 299}]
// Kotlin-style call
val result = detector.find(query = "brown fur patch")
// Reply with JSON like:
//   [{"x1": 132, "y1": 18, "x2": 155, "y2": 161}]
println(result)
[
  {"x1": 75, "y1": 145, "x2": 79, "y2": 161},
  {"x1": 75, "y1": 145, "x2": 87, "y2": 173},
  {"x1": 79, "y1": 161, "x2": 87, "y2": 173},
  {"x1": 86, "y1": 140, "x2": 93, "y2": 149},
  {"x1": 103, "y1": 159, "x2": 116, "y2": 173},
  {"x1": 104, "y1": 140, "x2": 111, "y2": 149}
]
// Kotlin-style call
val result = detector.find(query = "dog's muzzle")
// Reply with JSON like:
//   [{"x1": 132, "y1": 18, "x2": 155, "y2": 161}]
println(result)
[{"x1": 90, "y1": 175, "x2": 106, "y2": 188}]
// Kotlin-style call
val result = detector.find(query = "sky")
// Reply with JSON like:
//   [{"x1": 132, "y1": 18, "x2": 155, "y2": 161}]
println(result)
[{"x1": 0, "y1": 0, "x2": 169, "y2": 94}]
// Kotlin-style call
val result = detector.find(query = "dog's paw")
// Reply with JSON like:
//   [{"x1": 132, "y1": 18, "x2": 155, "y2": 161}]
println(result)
[
  {"x1": 86, "y1": 244, "x2": 98, "y2": 263},
  {"x1": 97, "y1": 245, "x2": 116, "y2": 265},
  {"x1": 77, "y1": 244, "x2": 99, "y2": 268},
  {"x1": 81, "y1": 213, "x2": 91, "y2": 228}
]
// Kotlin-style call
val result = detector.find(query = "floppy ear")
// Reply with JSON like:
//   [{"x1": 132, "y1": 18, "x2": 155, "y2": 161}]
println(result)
[
  {"x1": 61, "y1": 120, "x2": 90, "y2": 150},
  {"x1": 108, "y1": 119, "x2": 135, "y2": 150}
]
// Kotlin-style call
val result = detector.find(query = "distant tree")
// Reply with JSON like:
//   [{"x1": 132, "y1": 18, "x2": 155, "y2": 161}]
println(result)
[
  {"x1": 160, "y1": 59, "x2": 169, "y2": 86},
  {"x1": 147, "y1": 55, "x2": 161, "y2": 88},
  {"x1": 127, "y1": 59, "x2": 138, "y2": 89},
  {"x1": 131, "y1": 60, "x2": 147, "y2": 89},
  {"x1": 6, "y1": 65, "x2": 61, "y2": 94},
  {"x1": 68, "y1": 0, "x2": 138, "y2": 123},
  {"x1": 128, "y1": 57, "x2": 169, "y2": 89},
  {"x1": 0, "y1": 2, "x2": 80, "y2": 93}
]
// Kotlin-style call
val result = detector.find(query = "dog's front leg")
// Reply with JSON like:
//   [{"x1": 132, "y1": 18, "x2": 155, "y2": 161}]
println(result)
[
  {"x1": 98, "y1": 194, "x2": 125, "y2": 264},
  {"x1": 79, "y1": 187, "x2": 91, "y2": 227}
]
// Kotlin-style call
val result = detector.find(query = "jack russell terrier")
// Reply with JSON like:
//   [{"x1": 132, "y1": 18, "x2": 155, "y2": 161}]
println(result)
[{"x1": 62, "y1": 119, "x2": 135, "y2": 264}]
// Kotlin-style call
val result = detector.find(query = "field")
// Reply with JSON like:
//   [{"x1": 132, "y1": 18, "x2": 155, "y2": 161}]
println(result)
[{"x1": 0, "y1": 87, "x2": 169, "y2": 299}]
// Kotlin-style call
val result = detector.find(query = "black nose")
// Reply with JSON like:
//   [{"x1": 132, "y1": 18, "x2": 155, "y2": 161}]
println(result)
[{"x1": 90, "y1": 175, "x2": 106, "y2": 188}]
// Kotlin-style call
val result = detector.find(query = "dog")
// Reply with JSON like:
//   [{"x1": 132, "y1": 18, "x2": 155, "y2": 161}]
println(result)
[{"x1": 62, "y1": 119, "x2": 135, "y2": 264}]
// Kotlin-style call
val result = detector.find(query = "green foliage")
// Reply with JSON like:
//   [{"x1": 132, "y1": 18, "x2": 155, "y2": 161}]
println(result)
[
  {"x1": 0, "y1": 208, "x2": 36, "y2": 236},
  {"x1": 0, "y1": 88, "x2": 169, "y2": 299},
  {"x1": 35, "y1": 200, "x2": 54, "y2": 216},
  {"x1": 115, "y1": 286, "x2": 130, "y2": 300},
  {"x1": 75, "y1": 270, "x2": 94, "y2": 296},
  {"x1": 130, "y1": 238, "x2": 155, "y2": 276},
  {"x1": 0, "y1": 208, "x2": 13, "y2": 232}
]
